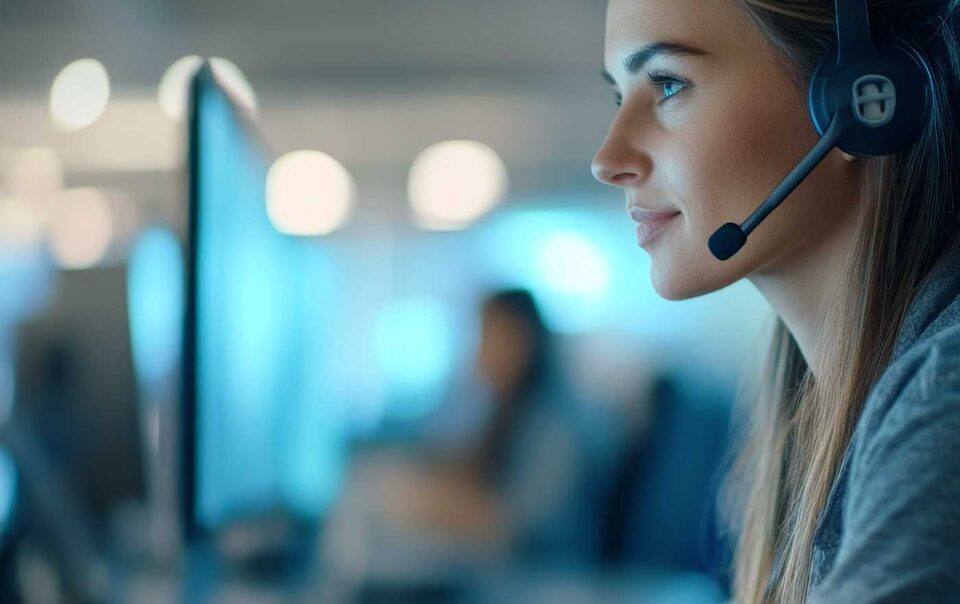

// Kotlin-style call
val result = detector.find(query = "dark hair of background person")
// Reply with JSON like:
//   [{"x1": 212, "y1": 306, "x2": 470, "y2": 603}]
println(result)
[{"x1": 470, "y1": 288, "x2": 555, "y2": 486}]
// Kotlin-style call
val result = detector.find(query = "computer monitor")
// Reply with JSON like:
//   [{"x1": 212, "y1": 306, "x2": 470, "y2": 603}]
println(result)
[{"x1": 182, "y1": 63, "x2": 341, "y2": 542}]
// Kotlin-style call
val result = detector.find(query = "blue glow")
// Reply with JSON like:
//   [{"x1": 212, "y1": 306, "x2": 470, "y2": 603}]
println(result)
[
  {"x1": 536, "y1": 231, "x2": 611, "y2": 297},
  {"x1": 477, "y1": 207, "x2": 617, "y2": 334},
  {"x1": 0, "y1": 243, "x2": 53, "y2": 325},
  {"x1": 127, "y1": 229, "x2": 183, "y2": 386},
  {"x1": 375, "y1": 298, "x2": 454, "y2": 419},
  {"x1": 0, "y1": 446, "x2": 17, "y2": 540}
]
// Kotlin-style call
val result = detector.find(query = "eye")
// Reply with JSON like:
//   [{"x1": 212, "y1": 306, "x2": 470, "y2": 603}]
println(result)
[
  {"x1": 612, "y1": 72, "x2": 689, "y2": 108},
  {"x1": 647, "y1": 71, "x2": 689, "y2": 104}
]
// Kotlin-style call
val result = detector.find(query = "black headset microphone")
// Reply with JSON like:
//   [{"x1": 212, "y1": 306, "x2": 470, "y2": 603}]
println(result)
[{"x1": 707, "y1": 0, "x2": 935, "y2": 262}]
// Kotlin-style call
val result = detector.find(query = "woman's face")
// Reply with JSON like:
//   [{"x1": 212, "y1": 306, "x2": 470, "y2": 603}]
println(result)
[
  {"x1": 592, "y1": 0, "x2": 860, "y2": 300},
  {"x1": 477, "y1": 308, "x2": 531, "y2": 398}
]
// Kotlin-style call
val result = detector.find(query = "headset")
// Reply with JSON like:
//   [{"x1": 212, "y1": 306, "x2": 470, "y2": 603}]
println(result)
[{"x1": 707, "y1": 0, "x2": 936, "y2": 262}]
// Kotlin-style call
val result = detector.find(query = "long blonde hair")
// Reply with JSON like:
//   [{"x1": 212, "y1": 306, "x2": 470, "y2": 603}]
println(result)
[{"x1": 719, "y1": 1, "x2": 960, "y2": 602}]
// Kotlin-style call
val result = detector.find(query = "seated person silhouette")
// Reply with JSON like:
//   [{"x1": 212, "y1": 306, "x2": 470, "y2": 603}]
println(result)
[
  {"x1": 384, "y1": 289, "x2": 598, "y2": 563},
  {"x1": 323, "y1": 289, "x2": 604, "y2": 598}
]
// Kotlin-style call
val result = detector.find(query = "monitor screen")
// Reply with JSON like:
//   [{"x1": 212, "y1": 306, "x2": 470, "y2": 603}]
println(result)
[{"x1": 183, "y1": 64, "x2": 342, "y2": 538}]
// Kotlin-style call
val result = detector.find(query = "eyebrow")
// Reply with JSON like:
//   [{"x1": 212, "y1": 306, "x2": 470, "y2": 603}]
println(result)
[{"x1": 601, "y1": 41, "x2": 709, "y2": 85}]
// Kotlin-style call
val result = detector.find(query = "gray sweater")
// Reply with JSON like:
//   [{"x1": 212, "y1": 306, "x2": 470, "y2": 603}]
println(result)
[{"x1": 806, "y1": 247, "x2": 960, "y2": 602}]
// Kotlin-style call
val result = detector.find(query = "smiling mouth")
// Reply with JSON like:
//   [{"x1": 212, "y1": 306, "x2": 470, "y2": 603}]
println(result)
[{"x1": 635, "y1": 212, "x2": 681, "y2": 247}]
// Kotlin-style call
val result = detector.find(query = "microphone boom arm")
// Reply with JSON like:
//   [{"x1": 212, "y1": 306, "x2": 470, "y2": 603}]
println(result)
[
  {"x1": 708, "y1": 106, "x2": 852, "y2": 261},
  {"x1": 742, "y1": 108, "x2": 848, "y2": 236}
]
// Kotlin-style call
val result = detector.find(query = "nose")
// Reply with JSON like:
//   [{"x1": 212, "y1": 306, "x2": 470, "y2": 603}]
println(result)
[{"x1": 591, "y1": 121, "x2": 652, "y2": 188}]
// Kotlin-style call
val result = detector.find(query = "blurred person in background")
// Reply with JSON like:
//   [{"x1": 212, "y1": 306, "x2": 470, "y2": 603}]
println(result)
[
  {"x1": 321, "y1": 288, "x2": 610, "y2": 600},
  {"x1": 592, "y1": 0, "x2": 960, "y2": 602},
  {"x1": 382, "y1": 288, "x2": 604, "y2": 565}
]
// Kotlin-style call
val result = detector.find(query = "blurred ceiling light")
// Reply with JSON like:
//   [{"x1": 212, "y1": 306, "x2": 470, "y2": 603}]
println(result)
[
  {"x1": 0, "y1": 196, "x2": 44, "y2": 255},
  {"x1": 158, "y1": 55, "x2": 257, "y2": 121},
  {"x1": 3, "y1": 148, "x2": 64, "y2": 200},
  {"x1": 158, "y1": 55, "x2": 203, "y2": 121},
  {"x1": 266, "y1": 150, "x2": 355, "y2": 236},
  {"x1": 45, "y1": 188, "x2": 114, "y2": 270},
  {"x1": 49, "y1": 59, "x2": 110, "y2": 131},
  {"x1": 408, "y1": 140, "x2": 508, "y2": 230},
  {"x1": 209, "y1": 58, "x2": 257, "y2": 114}
]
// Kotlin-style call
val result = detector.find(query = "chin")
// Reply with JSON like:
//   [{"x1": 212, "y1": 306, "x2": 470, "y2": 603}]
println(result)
[
  {"x1": 650, "y1": 255, "x2": 733, "y2": 302},
  {"x1": 651, "y1": 273, "x2": 694, "y2": 301}
]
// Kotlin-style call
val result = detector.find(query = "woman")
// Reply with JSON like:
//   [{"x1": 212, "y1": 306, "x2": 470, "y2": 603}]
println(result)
[
  {"x1": 591, "y1": 1, "x2": 960, "y2": 603},
  {"x1": 383, "y1": 289, "x2": 600, "y2": 563},
  {"x1": 466, "y1": 289, "x2": 599, "y2": 562}
]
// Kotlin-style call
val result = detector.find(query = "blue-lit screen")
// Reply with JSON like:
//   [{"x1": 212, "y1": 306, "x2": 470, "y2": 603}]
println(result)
[{"x1": 189, "y1": 68, "x2": 343, "y2": 531}]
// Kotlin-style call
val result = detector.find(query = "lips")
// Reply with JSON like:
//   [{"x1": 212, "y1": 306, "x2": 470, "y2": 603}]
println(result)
[
  {"x1": 630, "y1": 208, "x2": 681, "y2": 247},
  {"x1": 629, "y1": 207, "x2": 680, "y2": 223}
]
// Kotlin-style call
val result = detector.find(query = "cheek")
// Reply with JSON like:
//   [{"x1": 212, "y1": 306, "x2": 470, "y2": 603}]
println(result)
[
  {"x1": 669, "y1": 95, "x2": 812, "y2": 234},
  {"x1": 646, "y1": 88, "x2": 818, "y2": 298}
]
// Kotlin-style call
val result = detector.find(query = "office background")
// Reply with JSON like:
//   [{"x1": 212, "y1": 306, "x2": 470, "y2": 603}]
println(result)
[{"x1": 0, "y1": 1, "x2": 775, "y2": 602}]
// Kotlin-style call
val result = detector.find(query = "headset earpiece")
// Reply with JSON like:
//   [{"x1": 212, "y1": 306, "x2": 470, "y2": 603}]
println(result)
[{"x1": 808, "y1": 37, "x2": 935, "y2": 157}]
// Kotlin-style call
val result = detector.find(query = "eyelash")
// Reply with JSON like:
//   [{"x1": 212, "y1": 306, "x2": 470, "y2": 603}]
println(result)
[{"x1": 615, "y1": 71, "x2": 689, "y2": 107}]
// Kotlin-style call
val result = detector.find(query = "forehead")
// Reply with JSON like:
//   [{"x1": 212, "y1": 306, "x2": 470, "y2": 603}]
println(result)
[{"x1": 604, "y1": 0, "x2": 755, "y2": 73}]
